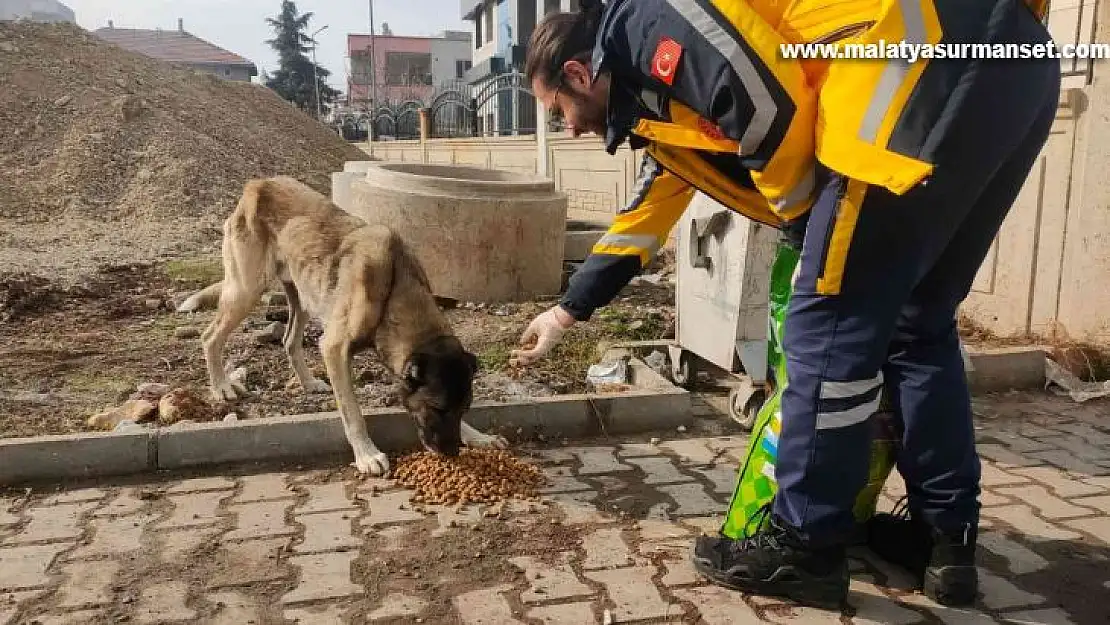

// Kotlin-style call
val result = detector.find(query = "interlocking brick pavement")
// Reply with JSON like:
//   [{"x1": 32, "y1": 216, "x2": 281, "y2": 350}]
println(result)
[{"x1": 0, "y1": 391, "x2": 1106, "y2": 624}]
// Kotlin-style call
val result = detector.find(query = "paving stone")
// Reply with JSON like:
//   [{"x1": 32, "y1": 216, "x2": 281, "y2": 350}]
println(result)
[
  {"x1": 165, "y1": 477, "x2": 236, "y2": 494},
  {"x1": 296, "y1": 483, "x2": 357, "y2": 515},
  {"x1": 369, "y1": 592, "x2": 428, "y2": 621},
  {"x1": 373, "y1": 525, "x2": 410, "y2": 552},
  {"x1": 980, "y1": 490, "x2": 1012, "y2": 507},
  {"x1": 1062, "y1": 515, "x2": 1110, "y2": 543},
  {"x1": 538, "y1": 467, "x2": 592, "y2": 494},
  {"x1": 67, "y1": 514, "x2": 153, "y2": 560},
  {"x1": 1028, "y1": 450, "x2": 1110, "y2": 476},
  {"x1": 27, "y1": 610, "x2": 106, "y2": 625},
  {"x1": 5, "y1": 502, "x2": 96, "y2": 545},
  {"x1": 157, "y1": 527, "x2": 220, "y2": 562},
  {"x1": 281, "y1": 551, "x2": 362, "y2": 604},
  {"x1": 979, "y1": 531, "x2": 1049, "y2": 575},
  {"x1": 452, "y1": 584, "x2": 522, "y2": 624},
  {"x1": 582, "y1": 527, "x2": 634, "y2": 570},
  {"x1": 660, "y1": 557, "x2": 701, "y2": 587},
  {"x1": 296, "y1": 511, "x2": 361, "y2": 554},
  {"x1": 527, "y1": 602, "x2": 596, "y2": 625},
  {"x1": 590, "y1": 475, "x2": 628, "y2": 493},
  {"x1": 361, "y1": 491, "x2": 423, "y2": 528},
  {"x1": 626, "y1": 456, "x2": 693, "y2": 485},
  {"x1": 531, "y1": 449, "x2": 577, "y2": 463},
  {"x1": 38, "y1": 489, "x2": 107, "y2": 506},
  {"x1": 234, "y1": 473, "x2": 294, "y2": 503},
  {"x1": 682, "y1": 516, "x2": 725, "y2": 536},
  {"x1": 207, "y1": 590, "x2": 260, "y2": 625},
  {"x1": 849, "y1": 582, "x2": 925, "y2": 624},
  {"x1": 208, "y1": 538, "x2": 291, "y2": 588},
  {"x1": 660, "y1": 439, "x2": 718, "y2": 464},
  {"x1": 548, "y1": 491, "x2": 607, "y2": 525},
  {"x1": 0, "y1": 544, "x2": 67, "y2": 590},
  {"x1": 135, "y1": 581, "x2": 195, "y2": 624},
  {"x1": 883, "y1": 472, "x2": 908, "y2": 498},
  {"x1": 432, "y1": 504, "x2": 484, "y2": 538},
  {"x1": 658, "y1": 483, "x2": 721, "y2": 517},
  {"x1": 1010, "y1": 466, "x2": 1102, "y2": 497},
  {"x1": 674, "y1": 586, "x2": 763, "y2": 624},
  {"x1": 998, "y1": 608, "x2": 1077, "y2": 625},
  {"x1": 856, "y1": 550, "x2": 919, "y2": 591},
  {"x1": 978, "y1": 568, "x2": 1045, "y2": 610},
  {"x1": 618, "y1": 442, "x2": 664, "y2": 457},
  {"x1": 567, "y1": 447, "x2": 632, "y2": 474},
  {"x1": 636, "y1": 518, "x2": 689, "y2": 541},
  {"x1": 0, "y1": 501, "x2": 17, "y2": 528},
  {"x1": 978, "y1": 444, "x2": 1043, "y2": 468},
  {"x1": 1047, "y1": 423, "x2": 1110, "y2": 447},
  {"x1": 690, "y1": 465, "x2": 738, "y2": 495},
  {"x1": 703, "y1": 436, "x2": 750, "y2": 461},
  {"x1": 509, "y1": 554, "x2": 592, "y2": 603},
  {"x1": 980, "y1": 463, "x2": 1032, "y2": 489},
  {"x1": 1036, "y1": 435, "x2": 1110, "y2": 461},
  {"x1": 55, "y1": 559, "x2": 119, "y2": 609},
  {"x1": 899, "y1": 592, "x2": 1002, "y2": 625},
  {"x1": 585, "y1": 566, "x2": 677, "y2": 622},
  {"x1": 982, "y1": 505, "x2": 1082, "y2": 542},
  {"x1": 0, "y1": 590, "x2": 44, "y2": 625},
  {"x1": 994, "y1": 485, "x2": 1099, "y2": 519},
  {"x1": 987, "y1": 432, "x2": 1055, "y2": 454},
  {"x1": 156, "y1": 491, "x2": 227, "y2": 529},
  {"x1": 285, "y1": 605, "x2": 348, "y2": 624},
  {"x1": 1070, "y1": 494, "x2": 1110, "y2": 514},
  {"x1": 91, "y1": 490, "x2": 147, "y2": 517},
  {"x1": 224, "y1": 500, "x2": 296, "y2": 542}
]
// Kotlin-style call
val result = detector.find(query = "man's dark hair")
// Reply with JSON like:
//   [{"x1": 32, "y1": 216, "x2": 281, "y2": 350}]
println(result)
[{"x1": 524, "y1": 0, "x2": 605, "y2": 88}]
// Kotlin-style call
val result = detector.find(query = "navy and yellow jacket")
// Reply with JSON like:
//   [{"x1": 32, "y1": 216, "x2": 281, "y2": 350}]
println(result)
[{"x1": 559, "y1": 0, "x2": 1049, "y2": 321}]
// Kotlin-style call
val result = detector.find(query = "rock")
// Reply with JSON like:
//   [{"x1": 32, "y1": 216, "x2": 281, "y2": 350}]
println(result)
[
  {"x1": 676, "y1": 425, "x2": 687, "y2": 433},
  {"x1": 130, "y1": 382, "x2": 171, "y2": 403},
  {"x1": 54, "y1": 94, "x2": 73, "y2": 107},
  {"x1": 143, "y1": 298, "x2": 163, "y2": 311},
  {"x1": 114, "y1": 419, "x2": 144, "y2": 432},
  {"x1": 264, "y1": 308, "x2": 289, "y2": 323},
  {"x1": 223, "y1": 413, "x2": 239, "y2": 422},
  {"x1": 87, "y1": 399, "x2": 157, "y2": 431},
  {"x1": 254, "y1": 321, "x2": 285, "y2": 345},
  {"x1": 158, "y1": 388, "x2": 213, "y2": 425},
  {"x1": 174, "y1": 326, "x2": 200, "y2": 339},
  {"x1": 261, "y1": 292, "x2": 287, "y2": 307},
  {"x1": 0, "y1": 42, "x2": 18, "y2": 53}
]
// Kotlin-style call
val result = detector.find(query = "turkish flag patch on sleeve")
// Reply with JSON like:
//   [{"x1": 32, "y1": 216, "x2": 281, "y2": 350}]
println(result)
[{"x1": 650, "y1": 37, "x2": 683, "y2": 86}]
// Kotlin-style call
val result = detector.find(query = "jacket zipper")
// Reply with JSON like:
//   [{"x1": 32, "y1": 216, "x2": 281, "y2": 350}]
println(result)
[
  {"x1": 814, "y1": 175, "x2": 849, "y2": 284},
  {"x1": 811, "y1": 21, "x2": 874, "y2": 45}
]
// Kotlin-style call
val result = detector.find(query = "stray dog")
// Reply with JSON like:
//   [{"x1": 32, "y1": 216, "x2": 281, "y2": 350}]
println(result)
[{"x1": 179, "y1": 176, "x2": 507, "y2": 476}]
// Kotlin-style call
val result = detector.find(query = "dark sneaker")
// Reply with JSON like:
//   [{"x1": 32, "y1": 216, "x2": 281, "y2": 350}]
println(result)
[
  {"x1": 866, "y1": 496, "x2": 979, "y2": 607},
  {"x1": 691, "y1": 513, "x2": 849, "y2": 610}
]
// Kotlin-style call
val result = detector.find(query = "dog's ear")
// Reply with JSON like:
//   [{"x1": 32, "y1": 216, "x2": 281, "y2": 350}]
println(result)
[
  {"x1": 464, "y1": 351, "x2": 479, "y2": 375},
  {"x1": 403, "y1": 353, "x2": 428, "y2": 388}
]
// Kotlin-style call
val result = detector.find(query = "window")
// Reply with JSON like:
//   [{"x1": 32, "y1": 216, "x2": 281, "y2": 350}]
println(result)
[
  {"x1": 544, "y1": 0, "x2": 559, "y2": 14},
  {"x1": 474, "y1": 17, "x2": 482, "y2": 49},
  {"x1": 456, "y1": 59, "x2": 472, "y2": 79},
  {"x1": 383, "y1": 51, "x2": 433, "y2": 86},
  {"x1": 483, "y1": 3, "x2": 494, "y2": 44}
]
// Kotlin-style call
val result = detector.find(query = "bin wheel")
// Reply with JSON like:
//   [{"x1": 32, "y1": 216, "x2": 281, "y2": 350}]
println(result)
[
  {"x1": 729, "y1": 381, "x2": 766, "y2": 431},
  {"x1": 670, "y1": 350, "x2": 695, "y2": 389}
]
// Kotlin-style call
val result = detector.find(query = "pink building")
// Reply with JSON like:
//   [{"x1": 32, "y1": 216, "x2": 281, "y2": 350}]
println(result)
[{"x1": 347, "y1": 30, "x2": 472, "y2": 106}]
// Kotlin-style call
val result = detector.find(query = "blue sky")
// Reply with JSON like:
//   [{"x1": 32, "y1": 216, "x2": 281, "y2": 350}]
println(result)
[{"x1": 66, "y1": 0, "x2": 471, "y2": 90}]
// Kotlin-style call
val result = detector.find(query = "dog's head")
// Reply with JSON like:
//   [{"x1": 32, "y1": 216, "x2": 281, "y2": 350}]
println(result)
[{"x1": 399, "y1": 336, "x2": 478, "y2": 457}]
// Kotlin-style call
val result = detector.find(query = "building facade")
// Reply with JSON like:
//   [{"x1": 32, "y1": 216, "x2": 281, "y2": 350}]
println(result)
[
  {"x1": 347, "y1": 30, "x2": 473, "y2": 108},
  {"x1": 460, "y1": 0, "x2": 578, "y2": 136},
  {"x1": 93, "y1": 19, "x2": 257, "y2": 82},
  {"x1": 0, "y1": 0, "x2": 75, "y2": 23}
]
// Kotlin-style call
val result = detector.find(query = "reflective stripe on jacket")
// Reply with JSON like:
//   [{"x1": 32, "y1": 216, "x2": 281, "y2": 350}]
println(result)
[{"x1": 559, "y1": 0, "x2": 1050, "y2": 321}]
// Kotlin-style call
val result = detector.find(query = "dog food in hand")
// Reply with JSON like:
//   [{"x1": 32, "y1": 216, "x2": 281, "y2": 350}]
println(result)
[{"x1": 391, "y1": 448, "x2": 546, "y2": 505}]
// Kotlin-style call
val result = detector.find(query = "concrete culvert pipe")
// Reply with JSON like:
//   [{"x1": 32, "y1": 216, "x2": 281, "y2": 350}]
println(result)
[{"x1": 347, "y1": 163, "x2": 568, "y2": 303}]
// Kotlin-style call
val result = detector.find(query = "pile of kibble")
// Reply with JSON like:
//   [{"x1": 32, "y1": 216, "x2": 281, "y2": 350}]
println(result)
[{"x1": 391, "y1": 448, "x2": 547, "y2": 505}]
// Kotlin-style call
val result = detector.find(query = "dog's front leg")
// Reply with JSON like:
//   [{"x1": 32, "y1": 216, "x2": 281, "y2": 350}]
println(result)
[
  {"x1": 461, "y1": 420, "x2": 510, "y2": 449},
  {"x1": 281, "y1": 282, "x2": 330, "y2": 394},
  {"x1": 321, "y1": 332, "x2": 389, "y2": 476}
]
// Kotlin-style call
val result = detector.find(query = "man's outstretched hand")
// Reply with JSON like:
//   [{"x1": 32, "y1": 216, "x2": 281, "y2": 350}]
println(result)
[{"x1": 509, "y1": 305, "x2": 577, "y2": 366}]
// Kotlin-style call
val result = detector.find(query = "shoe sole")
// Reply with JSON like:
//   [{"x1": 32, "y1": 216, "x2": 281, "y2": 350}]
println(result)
[
  {"x1": 690, "y1": 554, "x2": 848, "y2": 611},
  {"x1": 924, "y1": 565, "x2": 978, "y2": 607}
]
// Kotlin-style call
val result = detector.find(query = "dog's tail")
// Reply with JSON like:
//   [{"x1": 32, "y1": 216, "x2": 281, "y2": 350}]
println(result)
[{"x1": 176, "y1": 280, "x2": 223, "y2": 313}]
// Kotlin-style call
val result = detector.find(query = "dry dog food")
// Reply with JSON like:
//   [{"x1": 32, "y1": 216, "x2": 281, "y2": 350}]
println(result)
[{"x1": 392, "y1": 448, "x2": 546, "y2": 505}]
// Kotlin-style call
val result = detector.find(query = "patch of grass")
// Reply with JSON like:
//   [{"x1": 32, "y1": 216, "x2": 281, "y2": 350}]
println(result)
[
  {"x1": 64, "y1": 371, "x2": 136, "y2": 404},
  {"x1": 163, "y1": 258, "x2": 223, "y2": 287},
  {"x1": 476, "y1": 343, "x2": 512, "y2": 372}
]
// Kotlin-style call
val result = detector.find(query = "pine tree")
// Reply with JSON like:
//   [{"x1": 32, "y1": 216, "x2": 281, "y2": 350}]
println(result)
[{"x1": 264, "y1": 1, "x2": 340, "y2": 114}]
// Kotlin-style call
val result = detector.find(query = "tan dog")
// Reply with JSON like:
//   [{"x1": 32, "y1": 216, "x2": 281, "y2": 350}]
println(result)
[{"x1": 179, "y1": 176, "x2": 507, "y2": 476}]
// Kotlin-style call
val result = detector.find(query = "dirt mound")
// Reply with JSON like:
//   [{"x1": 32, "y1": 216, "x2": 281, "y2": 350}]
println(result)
[{"x1": 0, "y1": 20, "x2": 368, "y2": 286}]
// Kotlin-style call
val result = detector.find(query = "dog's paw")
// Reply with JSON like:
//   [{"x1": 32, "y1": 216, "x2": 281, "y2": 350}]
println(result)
[
  {"x1": 303, "y1": 378, "x2": 332, "y2": 394},
  {"x1": 210, "y1": 382, "x2": 243, "y2": 402},
  {"x1": 353, "y1": 451, "x2": 390, "y2": 477}
]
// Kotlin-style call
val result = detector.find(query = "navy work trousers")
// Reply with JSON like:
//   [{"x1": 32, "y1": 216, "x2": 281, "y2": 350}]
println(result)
[{"x1": 770, "y1": 8, "x2": 1061, "y2": 545}]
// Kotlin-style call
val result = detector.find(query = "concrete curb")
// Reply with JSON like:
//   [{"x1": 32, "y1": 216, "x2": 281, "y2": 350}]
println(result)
[
  {"x1": 965, "y1": 346, "x2": 1048, "y2": 393},
  {"x1": 0, "y1": 360, "x2": 691, "y2": 486}
]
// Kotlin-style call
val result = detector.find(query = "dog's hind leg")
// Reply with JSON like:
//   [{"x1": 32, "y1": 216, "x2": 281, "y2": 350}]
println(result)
[
  {"x1": 461, "y1": 420, "x2": 509, "y2": 449},
  {"x1": 281, "y1": 281, "x2": 331, "y2": 394},
  {"x1": 321, "y1": 330, "x2": 389, "y2": 476},
  {"x1": 203, "y1": 236, "x2": 268, "y2": 402}
]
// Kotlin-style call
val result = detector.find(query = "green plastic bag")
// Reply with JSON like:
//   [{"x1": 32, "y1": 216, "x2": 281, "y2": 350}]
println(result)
[{"x1": 720, "y1": 239, "x2": 899, "y2": 541}]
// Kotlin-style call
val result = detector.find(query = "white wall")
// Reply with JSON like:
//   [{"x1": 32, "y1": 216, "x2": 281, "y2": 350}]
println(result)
[{"x1": 430, "y1": 34, "x2": 473, "y2": 83}]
